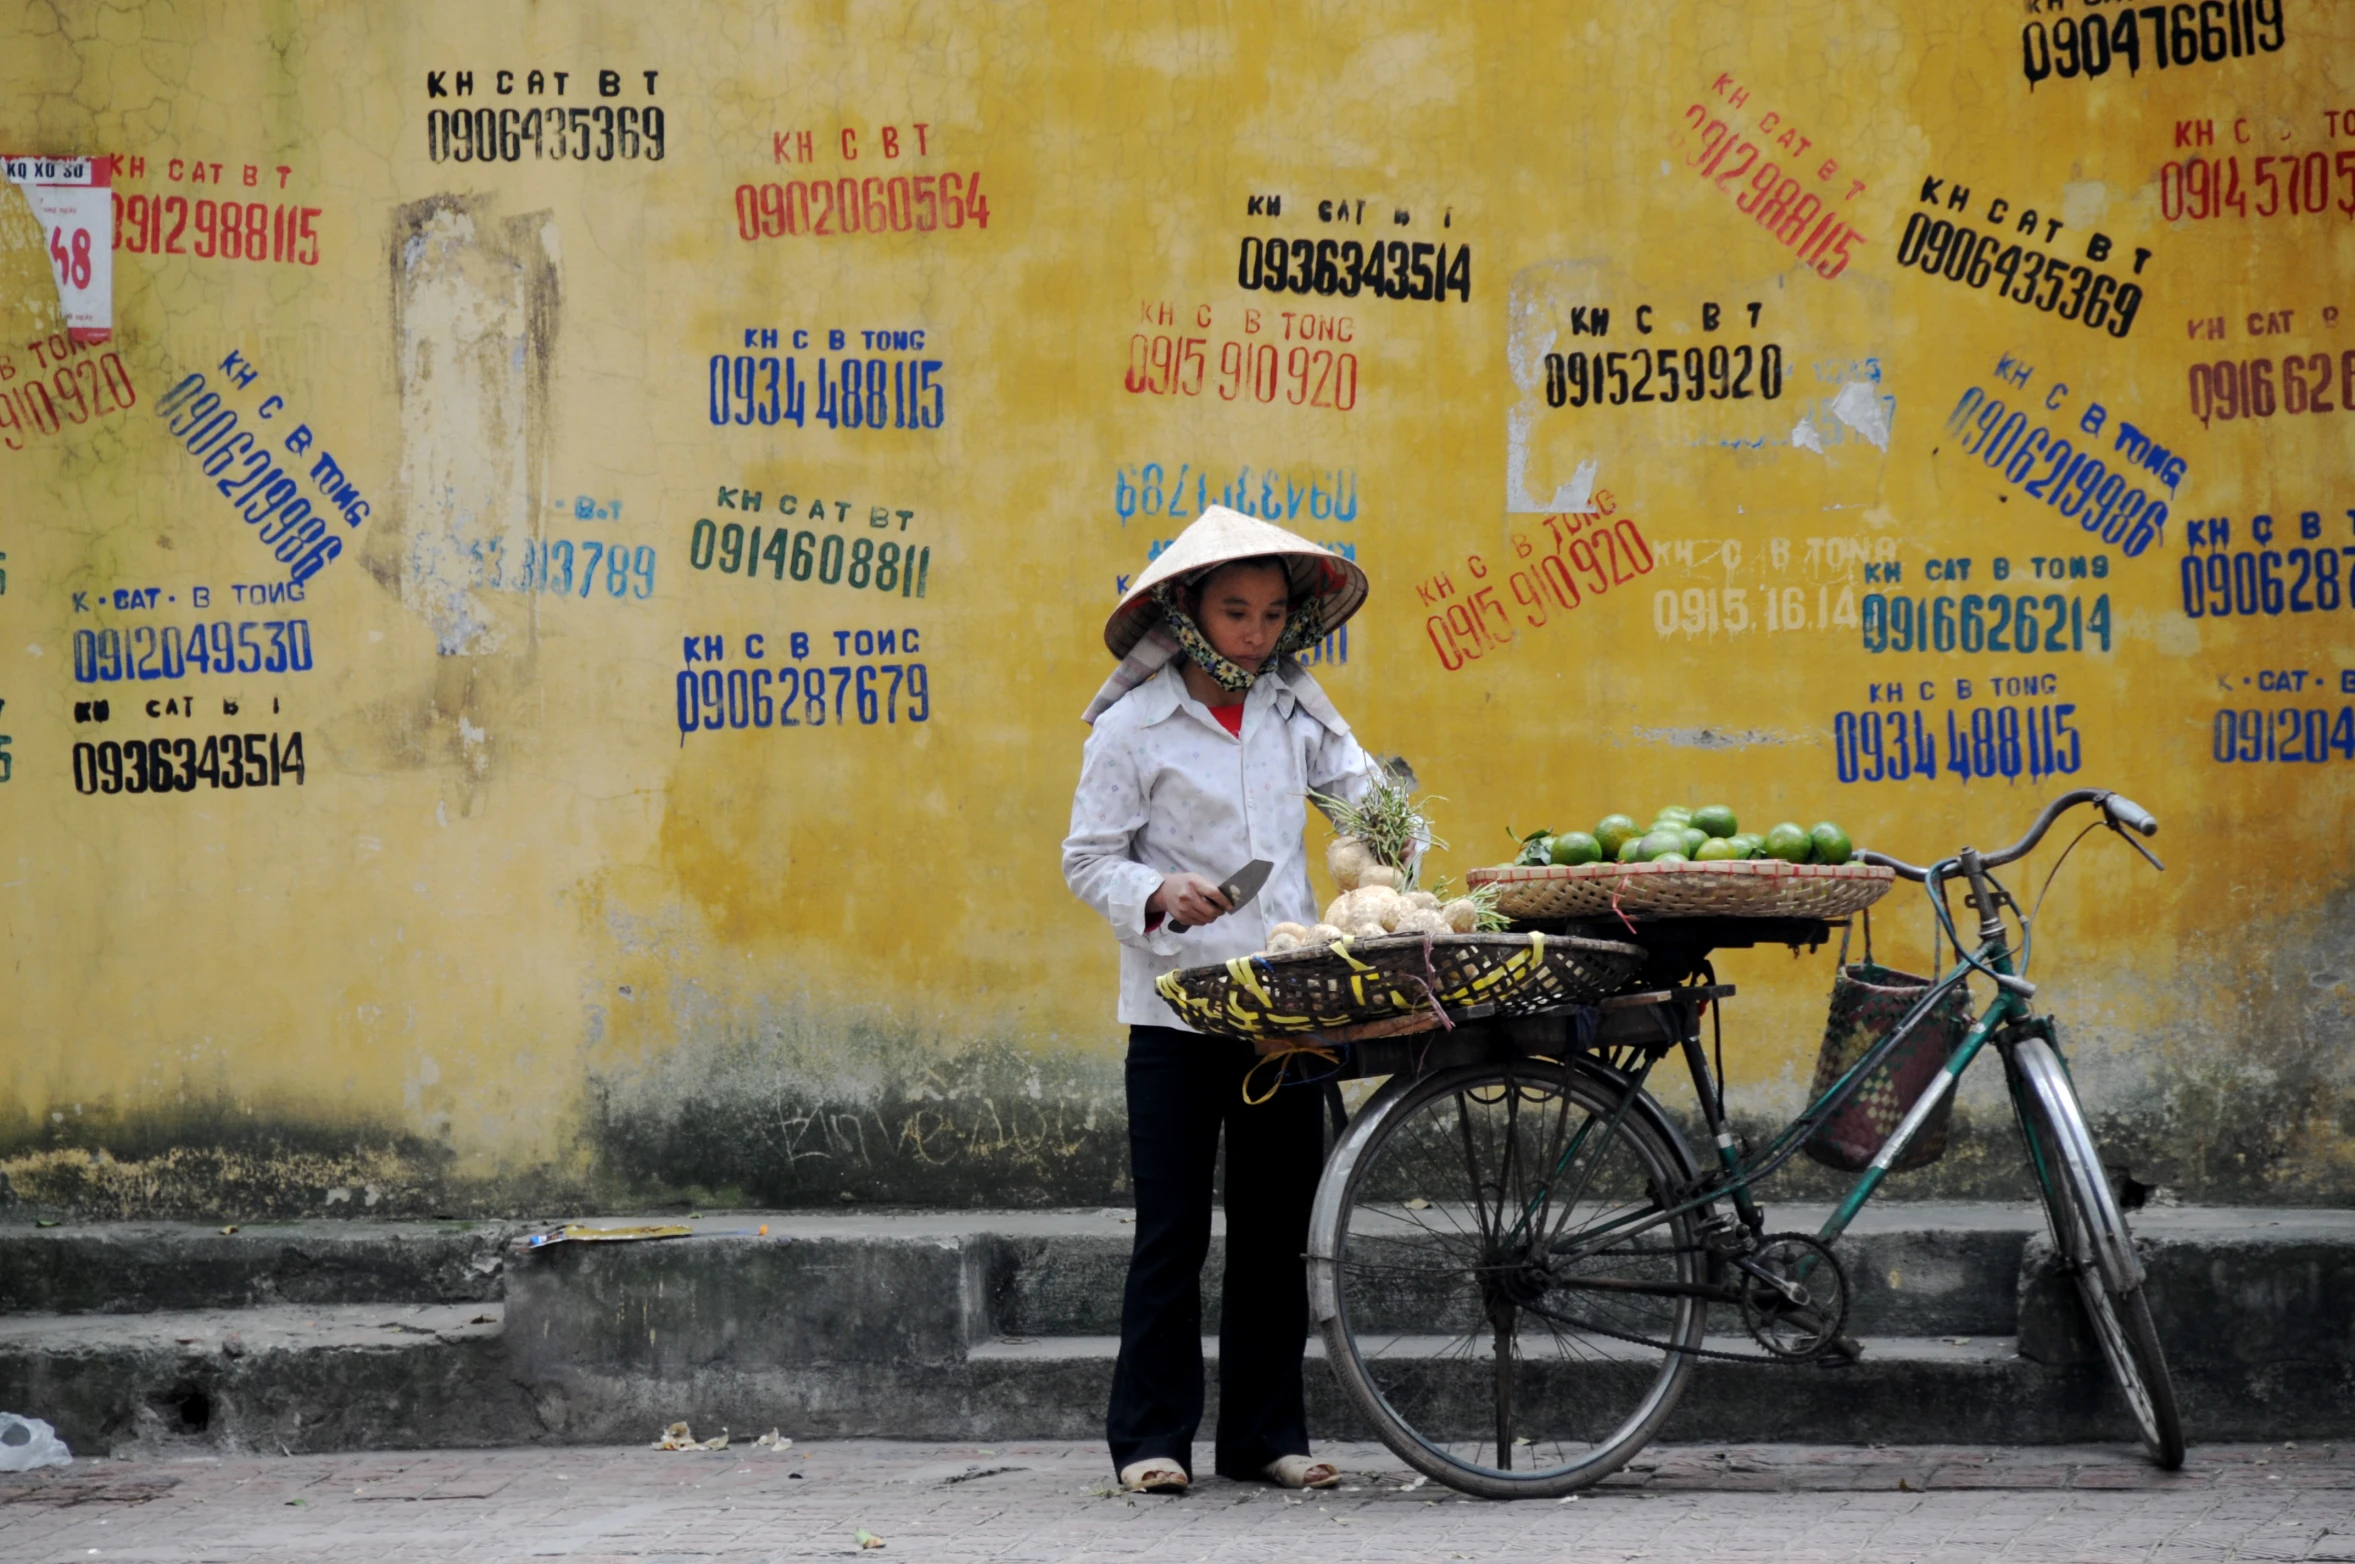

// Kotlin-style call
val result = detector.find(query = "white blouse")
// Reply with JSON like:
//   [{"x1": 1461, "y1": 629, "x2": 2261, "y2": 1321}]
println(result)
[{"x1": 1062, "y1": 661, "x2": 1377, "y2": 1028}]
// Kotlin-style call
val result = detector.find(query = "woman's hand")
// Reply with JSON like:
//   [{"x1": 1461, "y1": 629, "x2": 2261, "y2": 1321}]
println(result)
[{"x1": 1148, "y1": 872, "x2": 1234, "y2": 929}]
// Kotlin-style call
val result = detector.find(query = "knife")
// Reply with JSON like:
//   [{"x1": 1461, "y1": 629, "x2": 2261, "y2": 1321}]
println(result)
[{"x1": 1169, "y1": 858, "x2": 1274, "y2": 932}]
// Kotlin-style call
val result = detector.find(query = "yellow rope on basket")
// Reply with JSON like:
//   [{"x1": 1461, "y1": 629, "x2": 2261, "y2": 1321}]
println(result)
[
  {"x1": 1225, "y1": 956, "x2": 1276, "y2": 1009},
  {"x1": 1242, "y1": 1044, "x2": 1340, "y2": 1106}
]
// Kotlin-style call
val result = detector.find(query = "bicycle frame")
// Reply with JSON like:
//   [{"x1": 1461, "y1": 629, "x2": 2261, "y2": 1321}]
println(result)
[{"x1": 1524, "y1": 873, "x2": 2042, "y2": 1265}]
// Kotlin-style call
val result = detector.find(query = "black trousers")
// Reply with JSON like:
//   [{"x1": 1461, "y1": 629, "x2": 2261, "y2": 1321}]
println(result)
[{"x1": 1105, "y1": 1024, "x2": 1327, "y2": 1480}]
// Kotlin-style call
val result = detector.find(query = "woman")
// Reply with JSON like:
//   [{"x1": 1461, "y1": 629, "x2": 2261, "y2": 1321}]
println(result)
[{"x1": 1062, "y1": 505, "x2": 1377, "y2": 1495}]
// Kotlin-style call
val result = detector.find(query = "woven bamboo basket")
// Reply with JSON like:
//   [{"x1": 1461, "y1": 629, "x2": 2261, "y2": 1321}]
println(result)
[
  {"x1": 1154, "y1": 931, "x2": 1646, "y2": 1041},
  {"x1": 1466, "y1": 859, "x2": 1895, "y2": 921}
]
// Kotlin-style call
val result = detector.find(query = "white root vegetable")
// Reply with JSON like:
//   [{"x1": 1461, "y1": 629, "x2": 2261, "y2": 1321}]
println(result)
[
  {"x1": 1441, "y1": 898, "x2": 1480, "y2": 933},
  {"x1": 1325, "y1": 837, "x2": 1380, "y2": 892},
  {"x1": 1327, "y1": 884, "x2": 1417, "y2": 933},
  {"x1": 1264, "y1": 931, "x2": 1304, "y2": 954},
  {"x1": 1404, "y1": 890, "x2": 1441, "y2": 911},
  {"x1": 1309, "y1": 923, "x2": 1347, "y2": 944},
  {"x1": 1394, "y1": 908, "x2": 1452, "y2": 936},
  {"x1": 1343, "y1": 919, "x2": 1389, "y2": 940},
  {"x1": 1266, "y1": 921, "x2": 1312, "y2": 944}
]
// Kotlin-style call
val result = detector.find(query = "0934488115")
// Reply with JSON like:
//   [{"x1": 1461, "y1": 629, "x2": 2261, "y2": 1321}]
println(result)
[
  {"x1": 708, "y1": 352, "x2": 942, "y2": 430},
  {"x1": 1833, "y1": 702, "x2": 2082, "y2": 785}
]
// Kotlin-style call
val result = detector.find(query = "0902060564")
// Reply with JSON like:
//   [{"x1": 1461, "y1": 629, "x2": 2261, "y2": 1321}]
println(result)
[{"x1": 734, "y1": 173, "x2": 986, "y2": 239}]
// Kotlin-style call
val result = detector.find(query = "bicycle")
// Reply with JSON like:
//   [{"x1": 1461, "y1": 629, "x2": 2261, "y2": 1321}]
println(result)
[{"x1": 1303, "y1": 787, "x2": 2182, "y2": 1499}]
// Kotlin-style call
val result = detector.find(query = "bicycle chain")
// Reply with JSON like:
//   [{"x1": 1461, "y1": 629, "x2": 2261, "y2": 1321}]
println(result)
[{"x1": 1520, "y1": 1293, "x2": 1852, "y2": 1368}]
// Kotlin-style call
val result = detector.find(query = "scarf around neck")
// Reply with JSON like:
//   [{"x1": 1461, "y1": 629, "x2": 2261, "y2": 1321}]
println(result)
[{"x1": 1148, "y1": 581, "x2": 1324, "y2": 692}]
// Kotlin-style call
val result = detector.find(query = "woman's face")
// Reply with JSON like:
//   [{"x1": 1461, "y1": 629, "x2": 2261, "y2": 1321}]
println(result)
[{"x1": 1192, "y1": 562, "x2": 1291, "y2": 668}]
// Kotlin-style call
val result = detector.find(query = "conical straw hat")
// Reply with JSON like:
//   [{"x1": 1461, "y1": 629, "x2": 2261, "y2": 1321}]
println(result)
[{"x1": 1102, "y1": 505, "x2": 1368, "y2": 659}]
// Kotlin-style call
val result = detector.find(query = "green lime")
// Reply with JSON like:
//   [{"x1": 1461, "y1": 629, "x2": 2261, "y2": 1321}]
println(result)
[
  {"x1": 1809, "y1": 821, "x2": 1855, "y2": 865},
  {"x1": 1694, "y1": 836, "x2": 1743, "y2": 861},
  {"x1": 1616, "y1": 834, "x2": 1648, "y2": 862},
  {"x1": 1637, "y1": 828, "x2": 1690, "y2": 862},
  {"x1": 1653, "y1": 805, "x2": 1693, "y2": 825},
  {"x1": 1680, "y1": 826, "x2": 1708, "y2": 855},
  {"x1": 1594, "y1": 814, "x2": 1642, "y2": 857},
  {"x1": 1649, "y1": 851, "x2": 1689, "y2": 865},
  {"x1": 1728, "y1": 833, "x2": 1763, "y2": 858},
  {"x1": 1763, "y1": 822, "x2": 1812, "y2": 863},
  {"x1": 1692, "y1": 804, "x2": 1739, "y2": 838},
  {"x1": 1550, "y1": 831, "x2": 1603, "y2": 866}
]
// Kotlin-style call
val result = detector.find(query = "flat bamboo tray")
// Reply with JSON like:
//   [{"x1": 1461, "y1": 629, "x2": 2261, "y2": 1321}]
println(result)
[{"x1": 1467, "y1": 859, "x2": 1894, "y2": 921}]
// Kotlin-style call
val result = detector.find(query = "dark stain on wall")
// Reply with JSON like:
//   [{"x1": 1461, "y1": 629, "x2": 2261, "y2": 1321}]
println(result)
[{"x1": 585, "y1": 1021, "x2": 1131, "y2": 1208}]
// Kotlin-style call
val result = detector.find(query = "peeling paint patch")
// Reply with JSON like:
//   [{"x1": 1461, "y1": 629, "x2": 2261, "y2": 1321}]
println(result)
[
  {"x1": 1830, "y1": 380, "x2": 1893, "y2": 450},
  {"x1": 389, "y1": 197, "x2": 562, "y2": 656},
  {"x1": 1791, "y1": 416, "x2": 1827, "y2": 455},
  {"x1": 1633, "y1": 726, "x2": 1798, "y2": 749},
  {"x1": 1504, "y1": 258, "x2": 1605, "y2": 514}
]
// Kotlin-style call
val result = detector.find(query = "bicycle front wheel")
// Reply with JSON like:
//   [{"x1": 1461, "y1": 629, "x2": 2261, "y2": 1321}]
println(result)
[
  {"x1": 2011, "y1": 1035, "x2": 2186, "y2": 1468},
  {"x1": 1308, "y1": 1058, "x2": 1707, "y2": 1499}
]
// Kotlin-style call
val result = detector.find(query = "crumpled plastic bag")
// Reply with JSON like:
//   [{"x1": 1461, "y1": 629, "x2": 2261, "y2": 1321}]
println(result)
[
  {"x1": 651, "y1": 1421, "x2": 730, "y2": 1452},
  {"x1": 0, "y1": 1415, "x2": 72, "y2": 1472}
]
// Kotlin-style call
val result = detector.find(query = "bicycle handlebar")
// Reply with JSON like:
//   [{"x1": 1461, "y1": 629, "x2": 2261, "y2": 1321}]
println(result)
[{"x1": 1857, "y1": 788, "x2": 2158, "y2": 883}]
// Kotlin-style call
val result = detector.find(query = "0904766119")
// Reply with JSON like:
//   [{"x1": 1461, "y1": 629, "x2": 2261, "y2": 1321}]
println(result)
[{"x1": 2023, "y1": 0, "x2": 2282, "y2": 86}]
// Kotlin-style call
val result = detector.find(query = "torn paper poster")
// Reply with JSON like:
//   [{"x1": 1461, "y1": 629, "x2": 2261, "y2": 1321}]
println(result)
[{"x1": 3, "y1": 155, "x2": 111, "y2": 343}]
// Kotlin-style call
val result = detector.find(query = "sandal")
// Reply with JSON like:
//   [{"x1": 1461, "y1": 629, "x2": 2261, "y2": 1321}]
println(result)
[
  {"x1": 1263, "y1": 1454, "x2": 1342, "y2": 1489},
  {"x1": 1118, "y1": 1457, "x2": 1190, "y2": 1494}
]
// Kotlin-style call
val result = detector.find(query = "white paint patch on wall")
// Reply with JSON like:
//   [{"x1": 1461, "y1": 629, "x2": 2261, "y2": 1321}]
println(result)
[
  {"x1": 1829, "y1": 381, "x2": 1893, "y2": 450},
  {"x1": 1505, "y1": 258, "x2": 1606, "y2": 514},
  {"x1": 392, "y1": 198, "x2": 561, "y2": 655}
]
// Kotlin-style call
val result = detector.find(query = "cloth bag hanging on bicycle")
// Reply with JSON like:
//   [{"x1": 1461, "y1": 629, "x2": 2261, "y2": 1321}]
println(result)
[{"x1": 1804, "y1": 930, "x2": 1974, "y2": 1172}]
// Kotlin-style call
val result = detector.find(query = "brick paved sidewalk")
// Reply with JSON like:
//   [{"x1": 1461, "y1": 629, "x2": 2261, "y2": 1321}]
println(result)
[{"x1": 2, "y1": 1439, "x2": 2348, "y2": 1562}]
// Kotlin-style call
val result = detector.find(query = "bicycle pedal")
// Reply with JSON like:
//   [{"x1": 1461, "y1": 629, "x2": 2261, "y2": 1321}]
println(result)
[{"x1": 1812, "y1": 1334, "x2": 1865, "y2": 1369}]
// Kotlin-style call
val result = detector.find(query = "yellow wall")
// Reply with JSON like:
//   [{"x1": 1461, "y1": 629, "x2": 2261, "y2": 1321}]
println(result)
[{"x1": 2, "y1": 0, "x2": 2350, "y2": 1215}]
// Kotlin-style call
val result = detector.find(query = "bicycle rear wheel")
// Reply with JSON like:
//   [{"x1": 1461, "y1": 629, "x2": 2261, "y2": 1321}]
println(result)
[
  {"x1": 1307, "y1": 1058, "x2": 1707, "y2": 1499},
  {"x1": 2010, "y1": 1035, "x2": 2185, "y2": 1468}
]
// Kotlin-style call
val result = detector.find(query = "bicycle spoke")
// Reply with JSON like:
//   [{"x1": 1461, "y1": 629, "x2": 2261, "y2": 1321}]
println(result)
[{"x1": 1322, "y1": 1060, "x2": 1706, "y2": 1497}]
